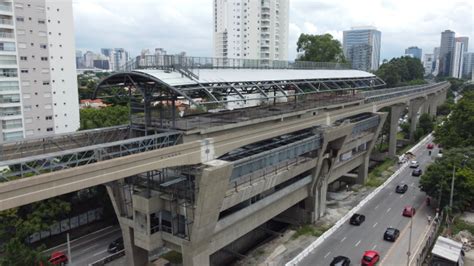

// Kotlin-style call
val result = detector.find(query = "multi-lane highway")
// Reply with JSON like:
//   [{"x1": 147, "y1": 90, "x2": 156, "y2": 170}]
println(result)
[
  {"x1": 299, "y1": 136, "x2": 437, "y2": 265},
  {"x1": 43, "y1": 225, "x2": 122, "y2": 266}
]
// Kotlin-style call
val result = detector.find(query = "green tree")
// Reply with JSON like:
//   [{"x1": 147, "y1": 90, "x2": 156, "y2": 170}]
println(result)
[
  {"x1": 296, "y1": 33, "x2": 346, "y2": 62},
  {"x1": 80, "y1": 105, "x2": 129, "y2": 130},
  {"x1": 434, "y1": 91, "x2": 474, "y2": 149},
  {"x1": 376, "y1": 56, "x2": 425, "y2": 87},
  {"x1": 420, "y1": 147, "x2": 474, "y2": 211},
  {"x1": 418, "y1": 113, "x2": 434, "y2": 134},
  {"x1": 437, "y1": 102, "x2": 452, "y2": 116},
  {"x1": 0, "y1": 199, "x2": 71, "y2": 266}
]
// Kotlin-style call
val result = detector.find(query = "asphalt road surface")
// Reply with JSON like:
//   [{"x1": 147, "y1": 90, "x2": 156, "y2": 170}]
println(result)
[
  {"x1": 299, "y1": 136, "x2": 438, "y2": 266},
  {"x1": 43, "y1": 225, "x2": 122, "y2": 266}
]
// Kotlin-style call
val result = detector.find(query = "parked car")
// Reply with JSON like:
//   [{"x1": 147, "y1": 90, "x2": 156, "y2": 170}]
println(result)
[
  {"x1": 403, "y1": 205, "x2": 416, "y2": 217},
  {"x1": 437, "y1": 149, "x2": 443, "y2": 158},
  {"x1": 48, "y1": 251, "x2": 68, "y2": 266},
  {"x1": 427, "y1": 143, "x2": 434, "y2": 149},
  {"x1": 350, "y1": 213, "x2": 366, "y2": 225},
  {"x1": 361, "y1": 250, "x2": 380, "y2": 266},
  {"x1": 330, "y1": 255, "x2": 351, "y2": 266},
  {"x1": 396, "y1": 184, "x2": 408, "y2": 193},
  {"x1": 409, "y1": 160, "x2": 419, "y2": 168},
  {"x1": 108, "y1": 237, "x2": 124, "y2": 253},
  {"x1": 412, "y1": 168, "x2": 423, "y2": 176},
  {"x1": 383, "y1": 227, "x2": 400, "y2": 242}
]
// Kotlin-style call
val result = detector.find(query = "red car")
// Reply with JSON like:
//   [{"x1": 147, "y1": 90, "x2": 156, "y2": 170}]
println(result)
[
  {"x1": 361, "y1": 250, "x2": 380, "y2": 266},
  {"x1": 427, "y1": 143, "x2": 434, "y2": 149},
  {"x1": 48, "y1": 251, "x2": 68, "y2": 265},
  {"x1": 403, "y1": 206, "x2": 416, "y2": 217}
]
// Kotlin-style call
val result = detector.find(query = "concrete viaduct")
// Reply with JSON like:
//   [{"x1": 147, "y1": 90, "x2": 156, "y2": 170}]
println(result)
[{"x1": 0, "y1": 57, "x2": 449, "y2": 265}]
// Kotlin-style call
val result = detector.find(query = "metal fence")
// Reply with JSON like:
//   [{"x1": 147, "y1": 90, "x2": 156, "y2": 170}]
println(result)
[
  {"x1": 122, "y1": 55, "x2": 352, "y2": 72},
  {"x1": 27, "y1": 207, "x2": 104, "y2": 244},
  {"x1": 411, "y1": 212, "x2": 443, "y2": 266}
]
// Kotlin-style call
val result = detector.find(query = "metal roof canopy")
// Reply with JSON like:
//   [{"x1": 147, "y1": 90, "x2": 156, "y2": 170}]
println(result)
[
  {"x1": 95, "y1": 68, "x2": 385, "y2": 107},
  {"x1": 432, "y1": 236, "x2": 464, "y2": 263}
]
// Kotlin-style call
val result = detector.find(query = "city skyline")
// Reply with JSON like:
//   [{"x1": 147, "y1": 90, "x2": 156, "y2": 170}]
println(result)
[{"x1": 73, "y1": 0, "x2": 473, "y2": 61}]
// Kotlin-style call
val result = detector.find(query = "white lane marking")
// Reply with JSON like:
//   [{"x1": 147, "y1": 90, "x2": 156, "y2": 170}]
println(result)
[
  {"x1": 355, "y1": 240, "x2": 361, "y2": 247},
  {"x1": 92, "y1": 249, "x2": 108, "y2": 257},
  {"x1": 400, "y1": 194, "x2": 404, "y2": 198},
  {"x1": 410, "y1": 182, "x2": 414, "y2": 186},
  {"x1": 386, "y1": 207, "x2": 391, "y2": 213},
  {"x1": 373, "y1": 244, "x2": 377, "y2": 250},
  {"x1": 79, "y1": 245, "x2": 97, "y2": 254},
  {"x1": 373, "y1": 222, "x2": 378, "y2": 228},
  {"x1": 324, "y1": 251, "x2": 331, "y2": 258},
  {"x1": 341, "y1": 237, "x2": 347, "y2": 243},
  {"x1": 375, "y1": 204, "x2": 379, "y2": 210}
]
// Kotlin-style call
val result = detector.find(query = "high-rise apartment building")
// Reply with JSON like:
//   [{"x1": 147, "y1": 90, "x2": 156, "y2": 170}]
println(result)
[
  {"x1": 463, "y1": 52, "x2": 474, "y2": 79},
  {"x1": 106, "y1": 48, "x2": 128, "y2": 71},
  {"x1": 423, "y1": 54, "x2": 434, "y2": 75},
  {"x1": 455, "y1": 37, "x2": 469, "y2": 52},
  {"x1": 213, "y1": 0, "x2": 289, "y2": 63},
  {"x1": 405, "y1": 46, "x2": 422, "y2": 60},
  {"x1": 343, "y1": 26, "x2": 381, "y2": 71},
  {"x1": 451, "y1": 41, "x2": 464, "y2": 79},
  {"x1": 438, "y1": 30, "x2": 456, "y2": 76},
  {"x1": 0, "y1": 0, "x2": 79, "y2": 142}
]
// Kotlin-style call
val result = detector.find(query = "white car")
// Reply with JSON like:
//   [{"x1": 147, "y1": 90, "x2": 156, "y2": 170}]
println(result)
[
  {"x1": 437, "y1": 149, "x2": 443, "y2": 158},
  {"x1": 409, "y1": 160, "x2": 419, "y2": 168}
]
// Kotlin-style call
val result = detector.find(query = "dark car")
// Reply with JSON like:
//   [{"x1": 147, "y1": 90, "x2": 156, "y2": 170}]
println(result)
[
  {"x1": 383, "y1": 227, "x2": 400, "y2": 242},
  {"x1": 350, "y1": 213, "x2": 365, "y2": 225},
  {"x1": 412, "y1": 168, "x2": 423, "y2": 176},
  {"x1": 396, "y1": 184, "x2": 408, "y2": 193},
  {"x1": 108, "y1": 237, "x2": 124, "y2": 253},
  {"x1": 330, "y1": 255, "x2": 351, "y2": 266}
]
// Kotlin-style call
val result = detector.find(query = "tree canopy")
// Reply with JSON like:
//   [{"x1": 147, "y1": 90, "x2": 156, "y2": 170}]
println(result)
[
  {"x1": 80, "y1": 105, "x2": 129, "y2": 130},
  {"x1": 434, "y1": 90, "x2": 474, "y2": 149},
  {"x1": 296, "y1": 33, "x2": 346, "y2": 62},
  {"x1": 420, "y1": 147, "x2": 474, "y2": 212},
  {"x1": 376, "y1": 56, "x2": 425, "y2": 87},
  {"x1": 0, "y1": 199, "x2": 71, "y2": 266}
]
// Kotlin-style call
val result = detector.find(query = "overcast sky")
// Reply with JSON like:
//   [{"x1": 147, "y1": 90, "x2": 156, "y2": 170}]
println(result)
[{"x1": 73, "y1": 0, "x2": 473, "y2": 61}]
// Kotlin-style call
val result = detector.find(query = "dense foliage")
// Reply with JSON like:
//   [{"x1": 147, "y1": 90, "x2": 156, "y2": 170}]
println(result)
[
  {"x1": 80, "y1": 105, "x2": 129, "y2": 130},
  {"x1": 376, "y1": 56, "x2": 425, "y2": 87},
  {"x1": 420, "y1": 147, "x2": 474, "y2": 211},
  {"x1": 434, "y1": 91, "x2": 474, "y2": 149},
  {"x1": 0, "y1": 199, "x2": 71, "y2": 266},
  {"x1": 296, "y1": 33, "x2": 346, "y2": 62}
]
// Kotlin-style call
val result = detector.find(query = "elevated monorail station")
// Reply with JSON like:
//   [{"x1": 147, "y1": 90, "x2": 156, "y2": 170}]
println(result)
[{"x1": 0, "y1": 56, "x2": 448, "y2": 266}]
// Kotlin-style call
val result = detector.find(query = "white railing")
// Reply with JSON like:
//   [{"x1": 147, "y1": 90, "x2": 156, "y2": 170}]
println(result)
[{"x1": 285, "y1": 134, "x2": 433, "y2": 265}]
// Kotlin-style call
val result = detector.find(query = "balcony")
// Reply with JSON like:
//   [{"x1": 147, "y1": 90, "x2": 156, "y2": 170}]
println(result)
[
  {"x1": 0, "y1": 31, "x2": 14, "y2": 39},
  {"x1": 2, "y1": 121, "x2": 22, "y2": 130},
  {"x1": 0, "y1": 69, "x2": 17, "y2": 78},
  {"x1": 0, "y1": 95, "x2": 20, "y2": 104},
  {"x1": 0, "y1": 18, "x2": 12, "y2": 26},
  {"x1": 0, "y1": 4, "x2": 12, "y2": 13}
]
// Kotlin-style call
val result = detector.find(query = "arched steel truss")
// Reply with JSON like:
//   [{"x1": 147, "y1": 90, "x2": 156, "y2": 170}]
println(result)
[{"x1": 94, "y1": 70, "x2": 385, "y2": 133}]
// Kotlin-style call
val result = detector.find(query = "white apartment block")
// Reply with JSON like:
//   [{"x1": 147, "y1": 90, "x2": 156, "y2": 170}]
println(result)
[
  {"x1": 451, "y1": 41, "x2": 464, "y2": 79},
  {"x1": 423, "y1": 53, "x2": 434, "y2": 75},
  {"x1": 0, "y1": 0, "x2": 79, "y2": 142},
  {"x1": 213, "y1": 0, "x2": 289, "y2": 62}
]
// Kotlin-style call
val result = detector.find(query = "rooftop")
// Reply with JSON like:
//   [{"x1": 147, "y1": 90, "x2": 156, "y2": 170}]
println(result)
[{"x1": 432, "y1": 236, "x2": 464, "y2": 263}]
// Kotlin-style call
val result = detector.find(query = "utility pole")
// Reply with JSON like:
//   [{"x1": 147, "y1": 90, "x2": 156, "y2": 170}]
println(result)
[
  {"x1": 450, "y1": 165, "x2": 456, "y2": 208},
  {"x1": 407, "y1": 209, "x2": 413, "y2": 266}
]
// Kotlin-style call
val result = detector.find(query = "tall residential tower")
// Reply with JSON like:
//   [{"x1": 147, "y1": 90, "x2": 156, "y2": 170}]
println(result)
[
  {"x1": 438, "y1": 30, "x2": 455, "y2": 76},
  {"x1": 405, "y1": 46, "x2": 422, "y2": 60},
  {"x1": 0, "y1": 0, "x2": 79, "y2": 142},
  {"x1": 213, "y1": 0, "x2": 289, "y2": 63},
  {"x1": 343, "y1": 26, "x2": 381, "y2": 71}
]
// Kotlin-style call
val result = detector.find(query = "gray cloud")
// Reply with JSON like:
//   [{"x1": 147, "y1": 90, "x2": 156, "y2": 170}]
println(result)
[{"x1": 74, "y1": 0, "x2": 473, "y2": 61}]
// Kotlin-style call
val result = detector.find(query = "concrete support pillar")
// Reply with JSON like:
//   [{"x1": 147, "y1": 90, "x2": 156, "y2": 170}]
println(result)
[
  {"x1": 122, "y1": 225, "x2": 149, "y2": 266},
  {"x1": 422, "y1": 98, "x2": 430, "y2": 114},
  {"x1": 429, "y1": 95, "x2": 437, "y2": 117},
  {"x1": 357, "y1": 112, "x2": 387, "y2": 184},
  {"x1": 388, "y1": 104, "x2": 405, "y2": 158},
  {"x1": 409, "y1": 99, "x2": 424, "y2": 142},
  {"x1": 183, "y1": 160, "x2": 233, "y2": 266},
  {"x1": 106, "y1": 181, "x2": 148, "y2": 266}
]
